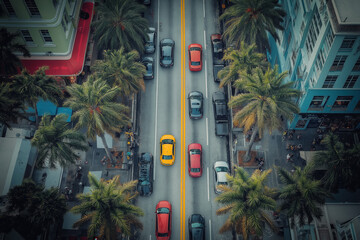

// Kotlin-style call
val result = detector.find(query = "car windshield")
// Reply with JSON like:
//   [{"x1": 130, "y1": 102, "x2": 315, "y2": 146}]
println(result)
[
  {"x1": 191, "y1": 61, "x2": 200, "y2": 66},
  {"x1": 191, "y1": 168, "x2": 200, "y2": 173},
  {"x1": 190, "y1": 149, "x2": 201, "y2": 155},
  {"x1": 158, "y1": 233, "x2": 168, "y2": 237},
  {"x1": 191, "y1": 223, "x2": 204, "y2": 228},
  {"x1": 190, "y1": 47, "x2": 201, "y2": 51},
  {"x1": 191, "y1": 95, "x2": 202, "y2": 100},
  {"x1": 215, "y1": 166, "x2": 228, "y2": 172},
  {"x1": 146, "y1": 64, "x2": 153, "y2": 72},
  {"x1": 162, "y1": 139, "x2": 174, "y2": 144},
  {"x1": 218, "y1": 181, "x2": 228, "y2": 185},
  {"x1": 163, "y1": 155, "x2": 173, "y2": 160},
  {"x1": 157, "y1": 207, "x2": 170, "y2": 214}
]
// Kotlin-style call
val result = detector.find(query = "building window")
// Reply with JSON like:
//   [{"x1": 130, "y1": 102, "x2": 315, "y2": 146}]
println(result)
[
  {"x1": 309, "y1": 96, "x2": 326, "y2": 110},
  {"x1": 330, "y1": 55, "x2": 347, "y2": 71},
  {"x1": 21, "y1": 30, "x2": 33, "y2": 43},
  {"x1": 352, "y1": 57, "x2": 360, "y2": 71},
  {"x1": 343, "y1": 75, "x2": 358, "y2": 88},
  {"x1": 325, "y1": 28, "x2": 334, "y2": 48},
  {"x1": 25, "y1": 0, "x2": 40, "y2": 16},
  {"x1": 355, "y1": 101, "x2": 360, "y2": 111},
  {"x1": 3, "y1": 0, "x2": 16, "y2": 16},
  {"x1": 340, "y1": 37, "x2": 356, "y2": 51},
  {"x1": 305, "y1": 6, "x2": 322, "y2": 55},
  {"x1": 332, "y1": 96, "x2": 353, "y2": 110},
  {"x1": 40, "y1": 30, "x2": 53, "y2": 43},
  {"x1": 315, "y1": 48, "x2": 325, "y2": 72},
  {"x1": 322, "y1": 75, "x2": 337, "y2": 88}
]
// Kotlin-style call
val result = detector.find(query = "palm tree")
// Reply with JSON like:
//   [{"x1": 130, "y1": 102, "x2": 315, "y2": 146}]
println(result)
[
  {"x1": 31, "y1": 187, "x2": 67, "y2": 240},
  {"x1": 71, "y1": 173, "x2": 144, "y2": 240},
  {"x1": 0, "y1": 27, "x2": 30, "y2": 77},
  {"x1": 216, "y1": 167, "x2": 277, "y2": 239},
  {"x1": 64, "y1": 76, "x2": 130, "y2": 164},
  {"x1": 11, "y1": 66, "x2": 63, "y2": 125},
  {"x1": 0, "y1": 82, "x2": 26, "y2": 128},
  {"x1": 312, "y1": 132, "x2": 360, "y2": 192},
  {"x1": 3, "y1": 179, "x2": 66, "y2": 240},
  {"x1": 218, "y1": 41, "x2": 268, "y2": 89},
  {"x1": 219, "y1": 0, "x2": 286, "y2": 52},
  {"x1": 91, "y1": 48, "x2": 146, "y2": 96},
  {"x1": 228, "y1": 66, "x2": 301, "y2": 161},
  {"x1": 93, "y1": 0, "x2": 149, "y2": 53},
  {"x1": 277, "y1": 166, "x2": 331, "y2": 227},
  {"x1": 31, "y1": 114, "x2": 88, "y2": 169}
]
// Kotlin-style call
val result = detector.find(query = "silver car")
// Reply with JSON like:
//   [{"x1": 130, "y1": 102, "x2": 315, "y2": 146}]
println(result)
[
  {"x1": 213, "y1": 161, "x2": 229, "y2": 194},
  {"x1": 145, "y1": 27, "x2": 156, "y2": 54}
]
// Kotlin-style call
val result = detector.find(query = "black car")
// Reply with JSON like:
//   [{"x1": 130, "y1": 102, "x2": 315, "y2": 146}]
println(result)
[
  {"x1": 212, "y1": 91, "x2": 229, "y2": 136},
  {"x1": 142, "y1": 57, "x2": 154, "y2": 80},
  {"x1": 160, "y1": 38, "x2": 175, "y2": 67},
  {"x1": 137, "y1": 153, "x2": 153, "y2": 196},
  {"x1": 188, "y1": 214, "x2": 205, "y2": 240},
  {"x1": 188, "y1": 91, "x2": 203, "y2": 119},
  {"x1": 145, "y1": 27, "x2": 156, "y2": 54}
]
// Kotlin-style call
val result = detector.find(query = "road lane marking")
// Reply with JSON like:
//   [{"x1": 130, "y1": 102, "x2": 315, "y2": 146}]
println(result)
[
  {"x1": 209, "y1": 219, "x2": 212, "y2": 240},
  {"x1": 207, "y1": 167, "x2": 210, "y2": 201},
  {"x1": 206, "y1": 117, "x2": 209, "y2": 145},
  {"x1": 203, "y1": 0, "x2": 205, "y2": 18},
  {"x1": 203, "y1": 30, "x2": 206, "y2": 51},
  {"x1": 180, "y1": 0, "x2": 186, "y2": 239},
  {"x1": 153, "y1": 0, "x2": 161, "y2": 182},
  {"x1": 204, "y1": 59, "x2": 208, "y2": 98}
]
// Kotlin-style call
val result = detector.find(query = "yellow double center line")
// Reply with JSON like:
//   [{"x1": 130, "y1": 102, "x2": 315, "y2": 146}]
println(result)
[{"x1": 180, "y1": 0, "x2": 186, "y2": 239}]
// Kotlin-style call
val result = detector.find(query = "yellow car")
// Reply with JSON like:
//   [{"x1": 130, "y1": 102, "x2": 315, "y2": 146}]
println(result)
[{"x1": 160, "y1": 135, "x2": 176, "y2": 166}]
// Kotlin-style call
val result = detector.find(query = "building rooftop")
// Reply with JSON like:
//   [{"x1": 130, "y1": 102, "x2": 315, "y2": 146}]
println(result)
[
  {"x1": 20, "y1": 2, "x2": 94, "y2": 76},
  {"x1": 332, "y1": 0, "x2": 360, "y2": 25}
]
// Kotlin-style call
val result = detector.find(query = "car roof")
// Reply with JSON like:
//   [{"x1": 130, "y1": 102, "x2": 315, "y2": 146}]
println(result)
[
  {"x1": 190, "y1": 154, "x2": 201, "y2": 168},
  {"x1": 140, "y1": 152, "x2": 152, "y2": 163},
  {"x1": 163, "y1": 144, "x2": 173, "y2": 155},
  {"x1": 217, "y1": 172, "x2": 228, "y2": 183},
  {"x1": 190, "y1": 50, "x2": 201, "y2": 61},
  {"x1": 158, "y1": 213, "x2": 169, "y2": 234}
]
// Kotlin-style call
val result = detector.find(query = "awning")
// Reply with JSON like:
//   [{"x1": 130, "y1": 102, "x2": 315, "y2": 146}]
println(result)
[
  {"x1": 20, "y1": 2, "x2": 94, "y2": 76},
  {"x1": 36, "y1": 99, "x2": 57, "y2": 116},
  {"x1": 56, "y1": 107, "x2": 72, "y2": 122}
]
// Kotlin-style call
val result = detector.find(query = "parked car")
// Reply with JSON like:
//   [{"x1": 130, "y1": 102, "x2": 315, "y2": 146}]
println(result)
[
  {"x1": 188, "y1": 91, "x2": 203, "y2": 119},
  {"x1": 211, "y1": 33, "x2": 224, "y2": 57},
  {"x1": 155, "y1": 200, "x2": 172, "y2": 240},
  {"x1": 160, "y1": 135, "x2": 176, "y2": 166},
  {"x1": 142, "y1": 57, "x2": 154, "y2": 80},
  {"x1": 188, "y1": 214, "x2": 205, "y2": 240},
  {"x1": 145, "y1": 27, "x2": 156, "y2": 54},
  {"x1": 213, "y1": 64, "x2": 224, "y2": 83},
  {"x1": 213, "y1": 161, "x2": 230, "y2": 194},
  {"x1": 142, "y1": 0, "x2": 151, "y2": 6},
  {"x1": 212, "y1": 92, "x2": 229, "y2": 136},
  {"x1": 188, "y1": 143, "x2": 202, "y2": 177},
  {"x1": 188, "y1": 44, "x2": 202, "y2": 71},
  {"x1": 160, "y1": 39, "x2": 175, "y2": 67},
  {"x1": 137, "y1": 153, "x2": 153, "y2": 196}
]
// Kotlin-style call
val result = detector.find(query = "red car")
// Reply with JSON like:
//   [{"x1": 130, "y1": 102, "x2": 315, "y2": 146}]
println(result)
[
  {"x1": 188, "y1": 143, "x2": 202, "y2": 177},
  {"x1": 188, "y1": 44, "x2": 202, "y2": 71},
  {"x1": 155, "y1": 200, "x2": 172, "y2": 240}
]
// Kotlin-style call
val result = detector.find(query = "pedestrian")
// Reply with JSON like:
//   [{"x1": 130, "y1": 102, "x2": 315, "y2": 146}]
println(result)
[{"x1": 297, "y1": 134, "x2": 302, "y2": 140}]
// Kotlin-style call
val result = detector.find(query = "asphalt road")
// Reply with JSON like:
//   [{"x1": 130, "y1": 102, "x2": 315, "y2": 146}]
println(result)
[{"x1": 137, "y1": 0, "x2": 231, "y2": 239}]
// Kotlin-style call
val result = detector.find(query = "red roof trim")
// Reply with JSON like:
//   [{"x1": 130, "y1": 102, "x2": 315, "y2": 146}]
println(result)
[{"x1": 21, "y1": 2, "x2": 94, "y2": 76}]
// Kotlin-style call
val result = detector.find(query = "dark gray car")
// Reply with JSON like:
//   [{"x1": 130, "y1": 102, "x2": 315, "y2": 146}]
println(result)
[
  {"x1": 145, "y1": 27, "x2": 156, "y2": 54},
  {"x1": 160, "y1": 38, "x2": 175, "y2": 67},
  {"x1": 188, "y1": 91, "x2": 203, "y2": 119},
  {"x1": 137, "y1": 153, "x2": 153, "y2": 196},
  {"x1": 188, "y1": 214, "x2": 205, "y2": 240},
  {"x1": 142, "y1": 57, "x2": 154, "y2": 80}
]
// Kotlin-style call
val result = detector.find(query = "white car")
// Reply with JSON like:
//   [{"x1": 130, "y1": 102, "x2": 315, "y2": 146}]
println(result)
[{"x1": 213, "y1": 161, "x2": 229, "y2": 194}]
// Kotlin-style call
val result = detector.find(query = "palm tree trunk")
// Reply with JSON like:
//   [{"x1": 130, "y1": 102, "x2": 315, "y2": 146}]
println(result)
[
  {"x1": 99, "y1": 133, "x2": 115, "y2": 165},
  {"x1": 244, "y1": 126, "x2": 259, "y2": 162},
  {"x1": 33, "y1": 102, "x2": 39, "y2": 126}
]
